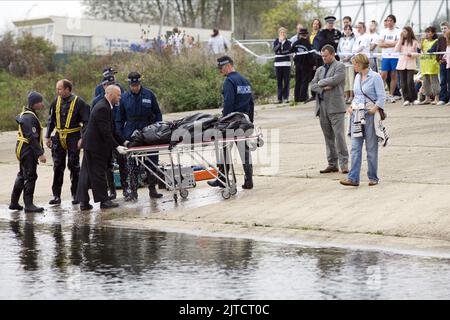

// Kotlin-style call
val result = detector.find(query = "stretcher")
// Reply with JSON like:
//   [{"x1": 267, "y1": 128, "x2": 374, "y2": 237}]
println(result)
[{"x1": 126, "y1": 132, "x2": 262, "y2": 202}]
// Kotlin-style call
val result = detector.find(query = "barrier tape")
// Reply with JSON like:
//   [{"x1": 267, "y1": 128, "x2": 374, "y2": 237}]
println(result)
[{"x1": 234, "y1": 40, "x2": 447, "y2": 61}]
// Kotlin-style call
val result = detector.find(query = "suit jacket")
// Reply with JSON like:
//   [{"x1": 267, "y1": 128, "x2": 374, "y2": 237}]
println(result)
[
  {"x1": 82, "y1": 97, "x2": 125, "y2": 155},
  {"x1": 311, "y1": 59, "x2": 346, "y2": 117}
]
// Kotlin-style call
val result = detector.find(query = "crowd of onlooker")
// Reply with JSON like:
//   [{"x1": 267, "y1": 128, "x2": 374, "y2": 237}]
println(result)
[{"x1": 273, "y1": 14, "x2": 450, "y2": 106}]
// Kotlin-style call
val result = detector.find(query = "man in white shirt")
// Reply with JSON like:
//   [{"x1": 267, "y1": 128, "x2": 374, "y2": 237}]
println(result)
[
  {"x1": 368, "y1": 20, "x2": 380, "y2": 72},
  {"x1": 342, "y1": 16, "x2": 359, "y2": 37},
  {"x1": 352, "y1": 22, "x2": 371, "y2": 57},
  {"x1": 379, "y1": 14, "x2": 401, "y2": 102}
]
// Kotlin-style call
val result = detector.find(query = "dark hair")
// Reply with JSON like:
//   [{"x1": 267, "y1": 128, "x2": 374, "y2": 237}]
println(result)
[
  {"x1": 425, "y1": 26, "x2": 437, "y2": 34},
  {"x1": 321, "y1": 44, "x2": 335, "y2": 55},
  {"x1": 402, "y1": 26, "x2": 417, "y2": 46},
  {"x1": 61, "y1": 79, "x2": 73, "y2": 92},
  {"x1": 358, "y1": 22, "x2": 366, "y2": 31},
  {"x1": 386, "y1": 14, "x2": 396, "y2": 23},
  {"x1": 343, "y1": 16, "x2": 352, "y2": 22},
  {"x1": 311, "y1": 18, "x2": 322, "y2": 29},
  {"x1": 212, "y1": 28, "x2": 219, "y2": 37}
]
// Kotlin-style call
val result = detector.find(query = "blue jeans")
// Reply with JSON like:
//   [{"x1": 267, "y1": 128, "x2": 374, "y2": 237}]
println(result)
[
  {"x1": 348, "y1": 111, "x2": 379, "y2": 184},
  {"x1": 440, "y1": 63, "x2": 449, "y2": 102}
]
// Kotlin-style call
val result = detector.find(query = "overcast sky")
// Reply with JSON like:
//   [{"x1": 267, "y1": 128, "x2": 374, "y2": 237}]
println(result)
[{"x1": 0, "y1": 0, "x2": 447, "y2": 34}]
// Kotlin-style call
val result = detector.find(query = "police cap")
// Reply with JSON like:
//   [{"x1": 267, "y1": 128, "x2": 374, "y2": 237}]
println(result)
[
  {"x1": 217, "y1": 55, "x2": 234, "y2": 68},
  {"x1": 102, "y1": 66, "x2": 118, "y2": 77},
  {"x1": 101, "y1": 75, "x2": 116, "y2": 86},
  {"x1": 127, "y1": 71, "x2": 142, "y2": 84},
  {"x1": 299, "y1": 28, "x2": 309, "y2": 35},
  {"x1": 324, "y1": 16, "x2": 337, "y2": 23}
]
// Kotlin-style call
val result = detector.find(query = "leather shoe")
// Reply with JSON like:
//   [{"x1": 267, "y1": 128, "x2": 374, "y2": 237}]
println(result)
[
  {"x1": 49, "y1": 196, "x2": 61, "y2": 205},
  {"x1": 80, "y1": 202, "x2": 93, "y2": 211},
  {"x1": 9, "y1": 203, "x2": 24, "y2": 211},
  {"x1": 340, "y1": 179, "x2": 359, "y2": 187},
  {"x1": 368, "y1": 180, "x2": 379, "y2": 186},
  {"x1": 207, "y1": 179, "x2": 226, "y2": 188},
  {"x1": 72, "y1": 197, "x2": 80, "y2": 205},
  {"x1": 320, "y1": 166, "x2": 339, "y2": 174},
  {"x1": 107, "y1": 193, "x2": 117, "y2": 201},
  {"x1": 100, "y1": 200, "x2": 119, "y2": 209},
  {"x1": 341, "y1": 168, "x2": 349, "y2": 174}
]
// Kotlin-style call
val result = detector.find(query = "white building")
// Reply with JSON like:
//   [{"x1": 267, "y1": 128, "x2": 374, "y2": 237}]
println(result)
[{"x1": 12, "y1": 16, "x2": 232, "y2": 55}]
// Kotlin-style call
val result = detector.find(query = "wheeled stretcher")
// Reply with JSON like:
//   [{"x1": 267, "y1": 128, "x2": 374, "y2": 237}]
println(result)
[{"x1": 126, "y1": 133, "x2": 262, "y2": 202}]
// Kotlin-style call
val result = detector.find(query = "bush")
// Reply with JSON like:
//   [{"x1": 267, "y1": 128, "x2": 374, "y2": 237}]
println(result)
[{"x1": 0, "y1": 38, "x2": 277, "y2": 132}]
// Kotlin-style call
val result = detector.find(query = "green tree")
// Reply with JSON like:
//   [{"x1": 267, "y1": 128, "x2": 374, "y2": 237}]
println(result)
[{"x1": 261, "y1": 0, "x2": 329, "y2": 39}]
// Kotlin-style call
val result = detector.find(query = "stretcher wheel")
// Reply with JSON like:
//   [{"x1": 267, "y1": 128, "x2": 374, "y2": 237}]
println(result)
[
  {"x1": 180, "y1": 189, "x2": 189, "y2": 199},
  {"x1": 221, "y1": 189, "x2": 231, "y2": 200},
  {"x1": 230, "y1": 185, "x2": 237, "y2": 196}
]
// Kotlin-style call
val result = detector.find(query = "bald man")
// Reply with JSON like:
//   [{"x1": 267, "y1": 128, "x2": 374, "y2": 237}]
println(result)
[{"x1": 76, "y1": 85, "x2": 128, "y2": 210}]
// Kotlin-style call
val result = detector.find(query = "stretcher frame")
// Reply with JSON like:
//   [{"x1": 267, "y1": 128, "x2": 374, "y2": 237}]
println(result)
[{"x1": 126, "y1": 134, "x2": 260, "y2": 202}]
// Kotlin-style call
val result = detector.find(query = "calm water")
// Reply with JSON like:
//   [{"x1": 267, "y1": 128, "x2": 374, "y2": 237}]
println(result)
[{"x1": 0, "y1": 218, "x2": 449, "y2": 300}]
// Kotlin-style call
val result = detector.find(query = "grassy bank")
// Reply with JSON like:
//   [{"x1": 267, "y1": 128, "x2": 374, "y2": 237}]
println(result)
[{"x1": 0, "y1": 47, "x2": 277, "y2": 131}]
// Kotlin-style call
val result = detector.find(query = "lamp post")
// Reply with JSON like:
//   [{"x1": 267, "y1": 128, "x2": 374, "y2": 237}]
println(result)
[{"x1": 231, "y1": 0, "x2": 235, "y2": 40}]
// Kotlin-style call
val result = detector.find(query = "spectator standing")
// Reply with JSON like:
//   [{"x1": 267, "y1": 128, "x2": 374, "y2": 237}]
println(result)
[
  {"x1": 436, "y1": 22, "x2": 450, "y2": 105},
  {"x1": 310, "y1": 19, "x2": 322, "y2": 45},
  {"x1": 340, "y1": 54, "x2": 386, "y2": 187},
  {"x1": 395, "y1": 26, "x2": 420, "y2": 106},
  {"x1": 379, "y1": 15, "x2": 401, "y2": 103},
  {"x1": 208, "y1": 28, "x2": 230, "y2": 55},
  {"x1": 369, "y1": 20, "x2": 380, "y2": 72},
  {"x1": 415, "y1": 26, "x2": 440, "y2": 105},
  {"x1": 338, "y1": 25, "x2": 356, "y2": 104},
  {"x1": 353, "y1": 22, "x2": 371, "y2": 57},
  {"x1": 273, "y1": 27, "x2": 292, "y2": 104}
]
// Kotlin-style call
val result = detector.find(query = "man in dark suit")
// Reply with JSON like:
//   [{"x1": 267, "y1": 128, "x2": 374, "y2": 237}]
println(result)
[{"x1": 76, "y1": 85, "x2": 128, "y2": 211}]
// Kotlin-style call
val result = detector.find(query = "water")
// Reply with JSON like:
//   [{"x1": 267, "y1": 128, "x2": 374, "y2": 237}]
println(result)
[{"x1": 0, "y1": 218, "x2": 449, "y2": 300}]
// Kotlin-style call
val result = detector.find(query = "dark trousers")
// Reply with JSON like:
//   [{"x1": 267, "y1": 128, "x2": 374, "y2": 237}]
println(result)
[
  {"x1": 399, "y1": 70, "x2": 417, "y2": 103},
  {"x1": 105, "y1": 151, "x2": 129, "y2": 196},
  {"x1": 127, "y1": 155, "x2": 159, "y2": 199},
  {"x1": 217, "y1": 141, "x2": 253, "y2": 184},
  {"x1": 275, "y1": 66, "x2": 291, "y2": 101},
  {"x1": 10, "y1": 154, "x2": 38, "y2": 207},
  {"x1": 440, "y1": 63, "x2": 449, "y2": 102},
  {"x1": 294, "y1": 65, "x2": 314, "y2": 102},
  {"x1": 51, "y1": 135, "x2": 80, "y2": 198},
  {"x1": 446, "y1": 68, "x2": 450, "y2": 102},
  {"x1": 76, "y1": 150, "x2": 109, "y2": 204}
]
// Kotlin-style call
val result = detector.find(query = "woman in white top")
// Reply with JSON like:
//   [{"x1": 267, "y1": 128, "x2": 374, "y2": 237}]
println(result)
[
  {"x1": 208, "y1": 28, "x2": 230, "y2": 55},
  {"x1": 338, "y1": 25, "x2": 356, "y2": 104},
  {"x1": 352, "y1": 22, "x2": 371, "y2": 57}
]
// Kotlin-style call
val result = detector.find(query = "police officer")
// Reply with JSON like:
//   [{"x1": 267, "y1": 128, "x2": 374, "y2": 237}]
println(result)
[
  {"x1": 207, "y1": 56, "x2": 254, "y2": 190},
  {"x1": 93, "y1": 74, "x2": 128, "y2": 200},
  {"x1": 116, "y1": 72, "x2": 163, "y2": 201},
  {"x1": 314, "y1": 16, "x2": 342, "y2": 65},
  {"x1": 9, "y1": 92, "x2": 47, "y2": 213},
  {"x1": 94, "y1": 67, "x2": 125, "y2": 98},
  {"x1": 46, "y1": 79, "x2": 90, "y2": 205},
  {"x1": 291, "y1": 28, "x2": 316, "y2": 103}
]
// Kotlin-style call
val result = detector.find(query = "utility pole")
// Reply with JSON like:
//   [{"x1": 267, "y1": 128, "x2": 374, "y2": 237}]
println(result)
[{"x1": 231, "y1": 0, "x2": 235, "y2": 40}]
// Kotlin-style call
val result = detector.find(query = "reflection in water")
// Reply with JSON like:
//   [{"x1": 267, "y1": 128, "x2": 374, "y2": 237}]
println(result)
[{"x1": 0, "y1": 219, "x2": 449, "y2": 299}]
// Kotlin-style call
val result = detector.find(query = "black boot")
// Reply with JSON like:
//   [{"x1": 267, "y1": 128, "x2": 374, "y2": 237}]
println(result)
[
  {"x1": 9, "y1": 179, "x2": 24, "y2": 211},
  {"x1": 106, "y1": 170, "x2": 117, "y2": 200},
  {"x1": 207, "y1": 179, "x2": 226, "y2": 188},
  {"x1": 242, "y1": 164, "x2": 253, "y2": 190},
  {"x1": 24, "y1": 195, "x2": 44, "y2": 213},
  {"x1": 149, "y1": 185, "x2": 163, "y2": 198},
  {"x1": 148, "y1": 175, "x2": 162, "y2": 199}
]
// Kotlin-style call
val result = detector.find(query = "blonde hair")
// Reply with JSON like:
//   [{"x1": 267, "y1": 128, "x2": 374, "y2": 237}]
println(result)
[
  {"x1": 351, "y1": 53, "x2": 370, "y2": 70},
  {"x1": 278, "y1": 27, "x2": 287, "y2": 34}
]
